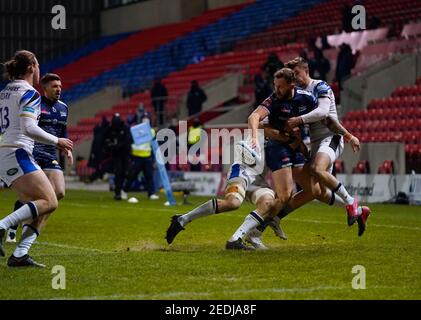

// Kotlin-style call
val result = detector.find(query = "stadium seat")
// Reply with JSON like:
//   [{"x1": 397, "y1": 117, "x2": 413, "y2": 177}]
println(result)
[
  {"x1": 378, "y1": 160, "x2": 395, "y2": 174},
  {"x1": 334, "y1": 160, "x2": 345, "y2": 174},
  {"x1": 352, "y1": 160, "x2": 370, "y2": 174}
]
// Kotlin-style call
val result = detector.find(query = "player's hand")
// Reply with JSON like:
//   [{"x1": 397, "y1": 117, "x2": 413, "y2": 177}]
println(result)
[
  {"x1": 289, "y1": 139, "x2": 309, "y2": 159},
  {"x1": 349, "y1": 135, "x2": 360, "y2": 153},
  {"x1": 66, "y1": 149, "x2": 74, "y2": 166},
  {"x1": 57, "y1": 138, "x2": 73, "y2": 151},
  {"x1": 250, "y1": 137, "x2": 259, "y2": 150},
  {"x1": 286, "y1": 117, "x2": 303, "y2": 131}
]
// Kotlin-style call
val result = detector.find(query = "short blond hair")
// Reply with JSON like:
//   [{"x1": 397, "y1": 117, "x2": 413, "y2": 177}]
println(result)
[
  {"x1": 274, "y1": 68, "x2": 296, "y2": 84},
  {"x1": 286, "y1": 57, "x2": 309, "y2": 71}
]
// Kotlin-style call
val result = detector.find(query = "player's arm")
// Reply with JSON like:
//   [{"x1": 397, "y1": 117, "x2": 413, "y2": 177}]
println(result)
[
  {"x1": 287, "y1": 96, "x2": 330, "y2": 129},
  {"x1": 248, "y1": 106, "x2": 269, "y2": 148},
  {"x1": 19, "y1": 91, "x2": 73, "y2": 150},
  {"x1": 20, "y1": 115, "x2": 72, "y2": 150},
  {"x1": 60, "y1": 116, "x2": 74, "y2": 165},
  {"x1": 261, "y1": 124, "x2": 289, "y2": 143},
  {"x1": 324, "y1": 116, "x2": 360, "y2": 152}
]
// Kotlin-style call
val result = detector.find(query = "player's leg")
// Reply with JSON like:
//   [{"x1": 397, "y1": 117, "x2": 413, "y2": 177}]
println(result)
[
  {"x1": 0, "y1": 171, "x2": 57, "y2": 266},
  {"x1": 245, "y1": 188, "x2": 284, "y2": 249},
  {"x1": 5, "y1": 201, "x2": 24, "y2": 243},
  {"x1": 166, "y1": 189, "x2": 243, "y2": 244},
  {"x1": 44, "y1": 169, "x2": 66, "y2": 201},
  {"x1": 226, "y1": 167, "x2": 294, "y2": 251},
  {"x1": 29, "y1": 169, "x2": 66, "y2": 236},
  {"x1": 166, "y1": 164, "x2": 248, "y2": 244},
  {"x1": 311, "y1": 137, "x2": 359, "y2": 225}
]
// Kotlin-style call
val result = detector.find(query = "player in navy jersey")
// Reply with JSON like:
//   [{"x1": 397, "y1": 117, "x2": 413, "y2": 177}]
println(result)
[
  {"x1": 6, "y1": 73, "x2": 73, "y2": 245},
  {"x1": 234, "y1": 68, "x2": 365, "y2": 242},
  {"x1": 235, "y1": 68, "x2": 317, "y2": 238}
]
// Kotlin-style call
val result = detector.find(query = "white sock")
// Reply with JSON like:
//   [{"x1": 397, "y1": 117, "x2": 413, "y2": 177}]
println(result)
[
  {"x1": 333, "y1": 183, "x2": 354, "y2": 205},
  {"x1": 13, "y1": 224, "x2": 39, "y2": 258},
  {"x1": 328, "y1": 191, "x2": 346, "y2": 207},
  {"x1": 178, "y1": 199, "x2": 218, "y2": 227},
  {"x1": 229, "y1": 211, "x2": 264, "y2": 241},
  {"x1": 0, "y1": 202, "x2": 38, "y2": 230}
]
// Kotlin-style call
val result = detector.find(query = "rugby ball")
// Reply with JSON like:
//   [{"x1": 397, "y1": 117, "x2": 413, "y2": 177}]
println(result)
[
  {"x1": 234, "y1": 140, "x2": 261, "y2": 167},
  {"x1": 128, "y1": 197, "x2": 139, "y2": 203}
]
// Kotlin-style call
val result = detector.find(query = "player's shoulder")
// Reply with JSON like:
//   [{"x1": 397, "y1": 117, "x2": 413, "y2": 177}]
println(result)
[
  {"x1": 295, "y1": 87, "x2": 314, "y2": 97},
  {"x1": 19, "y1": 84, "x2": 40, "y2": 105},
  {"x1": 311, "y1": 79, "x2": 331, "y2": 95},
  {"x1": 259, "y1": 92, "x2": 276, "y2": 110},
  {"x1": 56, "y1": 99, "x2": 68, "y2": 110}
]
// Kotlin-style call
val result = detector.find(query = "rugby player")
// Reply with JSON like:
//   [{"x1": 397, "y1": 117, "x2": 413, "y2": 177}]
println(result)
[
  {"x1": 6, "y1": 73, "x2": 72, "y2": 244},
  {"x1": 0, "y1": 51, "x2": 73, "y2": 267},
  {"x1": 166, "y1": 140, "x2": 287, "y2": 250},
  {"x1": 285, "y1": 57, "x2": 370, "y2": 232}
]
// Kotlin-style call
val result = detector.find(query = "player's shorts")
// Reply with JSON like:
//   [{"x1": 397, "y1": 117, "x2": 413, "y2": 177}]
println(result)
[
  {"x1": 225, "y1": 163, "x2": 274, "y2": 204},
  {"x1": 311, "y1": 134, "x2": 344, "y2": 172},
  {"x1": 265, "y1": 139, "x2": 306, "y2": 172},
  {"x1": 0, "y1": 147, "x2": 41, "y2": 187},
  {"x1": 35, "y1": 157, "x2": 63, "y2": 171}
]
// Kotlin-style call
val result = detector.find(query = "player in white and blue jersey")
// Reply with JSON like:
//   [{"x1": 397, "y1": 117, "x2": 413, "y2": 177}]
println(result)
[
  {"x1": 166, "y1": 140, "x2": 287, "y2": 250},
  {"x1": 285, "y1": 57, "x2": 370, "y2": 234},
  {"x1": 6, "y1": 73, "x2": 73, "y2": 243},
  {"x1": 0, "y1": 51, "x2": 73, "y2": 267}
]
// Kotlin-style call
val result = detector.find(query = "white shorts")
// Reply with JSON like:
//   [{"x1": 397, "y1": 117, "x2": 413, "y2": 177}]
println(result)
[
  {"x1": 311, "y1": 135, "x2": 344, "y2": 173},
  {"x1": 226, "y1": 163, "x2": 274, "y2": 204},
  {"x1": 0, "y1": 147, "x2": 41, "y2": 187}
]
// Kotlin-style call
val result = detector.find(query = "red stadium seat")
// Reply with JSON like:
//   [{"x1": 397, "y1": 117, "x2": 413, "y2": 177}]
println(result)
[
  {"x1": 352, "y1": 160, "x2": 370, "y2": 174},
  {"x1": 334, "y1": 160, "x2": 345, "y2": 174},
  {"x1": 378, "y1": 160, "x2": 395, "y2": 174}
]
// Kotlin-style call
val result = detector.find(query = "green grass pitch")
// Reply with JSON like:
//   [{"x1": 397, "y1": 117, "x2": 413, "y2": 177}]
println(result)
[{"x1": 1, "y1": 189, "x2": 420, "y2": 300}]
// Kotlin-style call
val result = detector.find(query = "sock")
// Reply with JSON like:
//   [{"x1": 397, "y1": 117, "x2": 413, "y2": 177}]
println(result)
[
  {"x1": 9, "y1": 201, "x2": 24, "y2": 232},
  {"x1": 13, "y1": 224, "x2": 39, "y2": 258},
  {"x1": 229, "y1": 211, "x2": 264, "y2": 241},
  {"x1": 178, "y1": 199, "x2": 218, "y2": 227},
  {"x1": 0, "y1": 202, "x2": 38, "y2": 230},
  {"x1": 256, "y1": 218, "x2": 270, "y2": 232},
  {"x1": 333, "y1": 183, "x2": 354, "y2": 205},
  {"x1": 328, "y1": 191, "x2": 347, "y2": 207},
  {"x1": 277, "y1": 204, "x2": 294, "y2": 219}
]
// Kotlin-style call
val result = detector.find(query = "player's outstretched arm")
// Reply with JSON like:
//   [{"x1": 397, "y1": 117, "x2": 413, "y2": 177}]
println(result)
[
  {"x1": 20, "y1": 115, "x2": 73, "y2": 151},
  {"x1": 324, "y1": 116, "x2": 360, "y2": 152},
  {"x1": 248, "y1": 106, "x2": 269, "y2": 148}
]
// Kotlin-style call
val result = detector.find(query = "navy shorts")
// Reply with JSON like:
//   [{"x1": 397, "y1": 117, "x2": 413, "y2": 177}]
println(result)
[
  {"x1": 265, "y1": 139, "x2": 306, "y2": 172},
  {"x1": 35, "y1": 157, "x2": 63, "y2": 171}
]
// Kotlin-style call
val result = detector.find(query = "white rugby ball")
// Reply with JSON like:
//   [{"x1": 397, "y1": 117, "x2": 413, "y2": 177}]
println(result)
[{"x1": 128, "y1": 197, "x2": 139, "y2": 203}]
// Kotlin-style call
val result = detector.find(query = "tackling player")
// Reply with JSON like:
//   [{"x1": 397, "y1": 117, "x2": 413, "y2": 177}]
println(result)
[
  {"x1": 166, "y1": 140, "x2": 287, "y2": 250},
  {"x1": 6, "y1": 73, "x2": 72, "y2": 244},
  {"x1": 285, "y1": 57, "x2": 370, "y2": 230},
  {"x1": 0, "y1": 51, "x2": 73, "y2": 267}
]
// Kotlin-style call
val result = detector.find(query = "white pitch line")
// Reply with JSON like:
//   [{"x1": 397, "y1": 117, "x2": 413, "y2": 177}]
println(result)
[
  {"x1": 64, "y1": 202, "x2": 179, "y2": 213},
  {"x1": 36, "y1": 241, "x2": 112, "y2": 254},
  {"x1": 287, "y1": 218, "x2": 421, "y2": 232},
  {"x1": 51, "y1": 285, "x2": 401, "y2": 300}
]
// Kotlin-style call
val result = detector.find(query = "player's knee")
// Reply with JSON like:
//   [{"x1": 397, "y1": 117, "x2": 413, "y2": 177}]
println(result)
[
  {"x1": 310, "y1": 163, "x2": 325, "y2": 179},
  {"x1": 310, "y1": 183, "x2": 322, "y2": 198},
  {"x1": 45, "y1": 196, "x2": 59, "y2": 213},
  {"x1": 225, "y1": 197, "x2": 242, "y2": 211},
  {"x1": 55, "y1": 189, "x2": 65, "y2": 201},
  {"x1": 258, "y1": 195, "x2": 274, "y2": 211},
  {"x1": 276, "y1": 189, "x2": 293, "y2": 204}
]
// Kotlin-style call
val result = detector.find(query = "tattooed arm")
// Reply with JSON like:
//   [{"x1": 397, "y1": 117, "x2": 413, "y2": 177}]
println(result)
[{"x1": 324, "y1": 116, "x2": 361, "y2": 152}]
